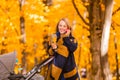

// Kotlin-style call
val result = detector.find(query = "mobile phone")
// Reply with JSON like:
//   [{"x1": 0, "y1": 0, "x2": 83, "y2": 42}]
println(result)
[{"x1": 64, "y1": 28, "x2": 69, "y2": 34}]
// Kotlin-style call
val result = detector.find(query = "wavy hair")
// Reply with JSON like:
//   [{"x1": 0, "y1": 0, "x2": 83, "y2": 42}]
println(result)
[{"x1": 56, "y1": 18, "x2": 71, "y2": 32}]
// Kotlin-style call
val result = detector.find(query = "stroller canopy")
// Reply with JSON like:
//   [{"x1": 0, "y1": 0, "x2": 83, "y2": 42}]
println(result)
[{"x1": 0, "y1": 51, "x2": 16, "y2": 80}]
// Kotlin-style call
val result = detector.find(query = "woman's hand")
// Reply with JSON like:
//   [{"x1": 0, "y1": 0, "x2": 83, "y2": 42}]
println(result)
[
  {"x1": 61, "y1": 29, "x2": 71, "y2": 38},
  {"x1": 50, "y1": 34, "x2": 57, "y2": 49},
  {"x1": 51, "y1": 43, "x2": 57, "y2": 49}
]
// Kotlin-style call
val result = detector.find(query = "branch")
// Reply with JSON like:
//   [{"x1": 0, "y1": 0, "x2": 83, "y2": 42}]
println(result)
[
  {"x1": 78, "y1": 23, "x2": 89, "y2": 31},
  {"x1": 72, "y1": 0, "x2": 89, "y2": 25},
  {"x1": 112, "y1": 7, "x2": 120, "y2": 16},
  {"x1": 112, "y1": 21, "x2": 120, "y2": 27},
  {"x1": 0, "y1": 7, "x2": 19, "y2": 36}
]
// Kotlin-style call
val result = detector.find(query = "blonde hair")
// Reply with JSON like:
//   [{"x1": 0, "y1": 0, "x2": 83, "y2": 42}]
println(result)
[{"x1": 56, "y1": 18, "x2": 71, "y2": 32}]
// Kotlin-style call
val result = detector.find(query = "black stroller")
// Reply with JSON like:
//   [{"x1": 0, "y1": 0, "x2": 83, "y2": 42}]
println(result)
[{"x1": 0, "y1": 51, "x2": 54, "y2": 80}]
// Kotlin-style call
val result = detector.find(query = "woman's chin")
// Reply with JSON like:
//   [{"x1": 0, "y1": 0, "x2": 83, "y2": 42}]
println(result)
[{"x1": 60, "y1": 32, "x2": 65, "y2": 34}]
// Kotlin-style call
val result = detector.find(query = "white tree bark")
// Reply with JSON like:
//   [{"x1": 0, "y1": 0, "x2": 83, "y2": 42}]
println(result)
[
  {"x1": 101, "y1": 0, "x2": 114, "y2": 80},
  {"x1": 101, "y1": 0, "x2": 114, "y2": 57}
]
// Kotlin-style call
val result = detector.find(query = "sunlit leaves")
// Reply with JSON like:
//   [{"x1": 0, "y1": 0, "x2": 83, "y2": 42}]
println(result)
[
  {"x1": 108, "y1": 0, "x2": 120, "y2": 74},
  {"x1": 0, "y1": 0, "x2": 20, "y2": 54},
  {"x1": 0, "y1": 0, "x2": 120, "y2": 77}
]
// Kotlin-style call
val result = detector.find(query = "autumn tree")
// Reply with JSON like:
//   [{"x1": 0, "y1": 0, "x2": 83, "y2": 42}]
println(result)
[
  {"x1": 72, "y1": 0, "x2": 114, "y2": 80},
  {"x1": 19, "y1": 0, "x2": 27, "y2": 74},
  {"x1": 101, "y1": 0, "x2": 114, "y2": 80},
  {"x1": 1, "y1": 0, "x2": 120, "y2": 79},
  {"x1": 43, "y1": 0, "x2": 53, "y2": 6},
  {"x1": 111, "y1": 1, "x2": 120, "y2": 80}
]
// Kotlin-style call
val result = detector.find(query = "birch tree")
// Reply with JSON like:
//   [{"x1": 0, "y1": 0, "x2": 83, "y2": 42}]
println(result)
[
  {"x1": 72, "y1": 0, "x2": 114, "y2": 80},
  {"x1": 19, "y1": 0, "x2": 27, "y2": 74},
  {"x1": 101, "y1": 0, "x2": 114, "y2": 80}
]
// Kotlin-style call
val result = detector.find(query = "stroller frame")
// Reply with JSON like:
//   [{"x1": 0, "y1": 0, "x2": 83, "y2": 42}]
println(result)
[{"x1": 8, "y1": 56, "x2": 54, "y2": 80}]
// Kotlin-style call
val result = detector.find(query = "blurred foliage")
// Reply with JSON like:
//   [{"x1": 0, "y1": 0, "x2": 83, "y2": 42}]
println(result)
[{"x1": 0, "y1": 0, "x2": 120, "y2": 79}]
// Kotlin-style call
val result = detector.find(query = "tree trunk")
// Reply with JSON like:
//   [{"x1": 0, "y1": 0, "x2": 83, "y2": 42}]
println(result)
[
  {"x1": 19, "y1": 0, "x2": 27, "y2": 74},
  {"x1": 43, "y1": 0, "x2": 52, "y2": 6},
  {"x1": 72, "y1": 0, "x2": 113, "y2": 79},
  {"x1": 101, "y1": 0, "x2": 114, "y2": 80},
  {"x1": 112, "y1": 27, "x2": 119, "y2": 80},
  {"x1": 20, "y1": 16, "x2": 26, "y2": 43},
  {"x1": 89, "y1": 0, "x2": 103, "y2": 80}
]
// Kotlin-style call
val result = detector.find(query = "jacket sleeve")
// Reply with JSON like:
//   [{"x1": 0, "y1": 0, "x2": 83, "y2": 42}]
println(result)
[
  {"x1": 63, "y1": 37, "x2": 78, "y2": 53},
  {"x1": 56, "y1": 37, "x2": 69, "y2": 58},
  {"x1": 48, "y1": 45, "x2": 54, "y2": 56}
]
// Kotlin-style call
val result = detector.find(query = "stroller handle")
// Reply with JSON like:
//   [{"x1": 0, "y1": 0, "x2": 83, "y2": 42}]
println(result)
[
  {"x1": 8, "y1": 56, "x2": 54, "y2": 80},
  {"x1": 25, "y1": 56, "x2": 54, "y2": 80}
]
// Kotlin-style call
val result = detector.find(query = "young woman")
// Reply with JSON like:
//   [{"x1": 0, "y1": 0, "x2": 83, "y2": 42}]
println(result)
[{"x1": 47, "y1": 18, "x2": 79, "y2": 80}]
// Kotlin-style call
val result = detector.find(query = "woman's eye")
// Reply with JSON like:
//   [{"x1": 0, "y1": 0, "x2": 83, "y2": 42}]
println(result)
[
  {"x1": 59, "y1": 24, "x2": 67, "y2": 28},
  {"x1": 59, "y1": 25, "x2": 62, "y2": 27},
  {"x1": 64, "y1": 25, "x2": 67, "y2": 27}
]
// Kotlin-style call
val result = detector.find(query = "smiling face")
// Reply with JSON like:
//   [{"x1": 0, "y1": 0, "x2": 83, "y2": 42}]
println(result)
[{"x1": 58, "y1": 20, "x2": 68, "y2": 35}]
